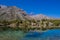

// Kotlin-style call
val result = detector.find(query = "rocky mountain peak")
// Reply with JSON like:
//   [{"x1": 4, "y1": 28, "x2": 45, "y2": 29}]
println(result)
[
  {"x1": 0, "y1": 5, "x2": 28, "y2": 21},
  {"x1": 29, "y1": 14, "x2": 52, "y2": 20}
]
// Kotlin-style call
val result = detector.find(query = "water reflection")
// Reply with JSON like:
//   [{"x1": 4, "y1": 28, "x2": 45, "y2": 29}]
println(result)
[{"x1": 21, "y1": 29, "x2": 60, "y2": 40}]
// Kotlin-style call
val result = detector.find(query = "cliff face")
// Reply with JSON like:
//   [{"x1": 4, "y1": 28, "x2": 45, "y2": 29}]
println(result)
[{"x1": 0, "y1": 5, "x2": 28, "y2": 21}]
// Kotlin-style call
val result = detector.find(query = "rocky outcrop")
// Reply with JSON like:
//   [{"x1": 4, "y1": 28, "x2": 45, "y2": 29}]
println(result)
[{"x1": 0, "y1": 5, "x2": 28, "y2": 21}]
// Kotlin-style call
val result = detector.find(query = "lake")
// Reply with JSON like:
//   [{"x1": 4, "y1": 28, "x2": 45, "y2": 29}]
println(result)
[
  {"x1": 21, "y1": 29, "x2": 60, "y2": 40},
  {"x1": 0, "y1": 29, "x2": 60, "y2": 40}
]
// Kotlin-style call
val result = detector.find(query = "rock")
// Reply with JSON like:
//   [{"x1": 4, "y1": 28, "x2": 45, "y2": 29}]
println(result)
[{"x1": 0, "y1": 5, "x2": 28, "y2": 21}]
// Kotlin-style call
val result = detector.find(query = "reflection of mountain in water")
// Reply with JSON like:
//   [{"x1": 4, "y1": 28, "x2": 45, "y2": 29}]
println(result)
[{"x1": 21, "y1": 29, "x2": 60, "y2": 40}]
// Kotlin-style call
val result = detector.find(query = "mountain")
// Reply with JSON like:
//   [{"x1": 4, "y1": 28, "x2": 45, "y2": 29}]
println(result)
[
  {"x1": 29, "y1": 14, "x2": 54, "y2": 20},
  {"x1": 0, "y1": 5, "x2": 59, "y2": 21},
  {"x1": 0, "y1": 5, "x2": 29, "y2": 21}
]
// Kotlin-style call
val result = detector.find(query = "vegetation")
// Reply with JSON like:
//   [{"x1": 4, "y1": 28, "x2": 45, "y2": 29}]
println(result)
[
  {"x1": 50, "y1": 20, "x2": 60, "y2": 26},
  {"x1": 0, "y1": 19, "x2": 60, "y2": 32}
]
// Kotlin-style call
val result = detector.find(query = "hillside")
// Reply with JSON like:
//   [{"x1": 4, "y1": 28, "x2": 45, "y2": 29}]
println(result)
[{"x1": 0, "y1": 5, "x2": 28, "y2": 21}]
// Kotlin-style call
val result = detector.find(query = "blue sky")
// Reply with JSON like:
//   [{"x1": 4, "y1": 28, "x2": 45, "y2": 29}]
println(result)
[{"x1": 0, "y1": 0, "x2": 60, "y2": 18}]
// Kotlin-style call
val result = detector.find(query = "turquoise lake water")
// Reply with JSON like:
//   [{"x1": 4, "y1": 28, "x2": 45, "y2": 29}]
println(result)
[
  {"x1": 21, "y1": 29, "x2": 60, "y2": 40},
  {"x1": 0, "y1": 29, "x2": 60, "y2": 40}
]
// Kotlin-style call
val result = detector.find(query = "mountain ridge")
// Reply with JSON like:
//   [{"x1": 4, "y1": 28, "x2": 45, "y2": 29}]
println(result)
[
  {"x1": 29, "y1": 14, "x2": 56, "y2": 20},
  {"x1": 0, "y1": 5, "x2": 59, "y2": 21}
]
